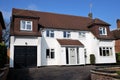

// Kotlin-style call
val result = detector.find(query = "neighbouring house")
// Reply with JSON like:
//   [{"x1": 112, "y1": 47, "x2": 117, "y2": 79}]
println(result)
[
  {"x1": 0, "y1": 11, "x2": 5, "y2": 43},
  {"x1": 10, "y1": 8, "x2": 116, "y2": 68},
  {"x1": 112, "y1": 19, "x2": 120, "y2": 53}
]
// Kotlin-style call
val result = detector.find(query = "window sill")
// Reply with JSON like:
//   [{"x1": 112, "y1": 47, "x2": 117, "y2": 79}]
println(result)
[{"x1": 20, "y1": 30, "x2": 32, "y2": 32}]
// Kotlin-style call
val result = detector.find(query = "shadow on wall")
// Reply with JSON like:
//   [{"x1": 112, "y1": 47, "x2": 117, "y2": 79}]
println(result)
[{"x1": 41, "y1": 37, "x2": 49, "y2": 66}]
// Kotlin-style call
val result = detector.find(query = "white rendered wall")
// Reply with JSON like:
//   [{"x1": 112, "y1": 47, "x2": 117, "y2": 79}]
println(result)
[
  {"x1": 41, "y1": 36, "x2": 61, "y2": 66},
  {"x1": 10, "y1": 36, "x2": 41, "y2": 68},
  {"x1": 97, "y1": 40, "x2": 116, "y2": 63},
  {"x1": 10, "y1": 36, "x2": 14, "y2": 68},
  {"x1": 79, "y1": 47, "x2": 85, "y2": 65},
  {"x1": 42, "y1": 29, "x2": 116, "y2": 65}
]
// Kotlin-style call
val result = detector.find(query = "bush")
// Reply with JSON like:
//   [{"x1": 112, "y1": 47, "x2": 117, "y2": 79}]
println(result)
[
  {"x1": 90, "y1": 54, "x2": 95, "y2": 65},
  {"x1": 116, "y1": 71, "x2": 120, "y2": 75},
  {"x1": 116, "y1": 53, "x2": 120, "y2": 64},
  {"x1": 0, "y1": 43, "x2": 7, "y2": 68}
]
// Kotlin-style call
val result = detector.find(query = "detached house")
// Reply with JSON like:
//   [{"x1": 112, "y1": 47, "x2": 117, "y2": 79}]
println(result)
[
  {"x1": 0, "y1": 11, "x2": 5, "y2": 43},
  {"x1": 10, "y1": 8, "x2": 116, "y2": 68}
]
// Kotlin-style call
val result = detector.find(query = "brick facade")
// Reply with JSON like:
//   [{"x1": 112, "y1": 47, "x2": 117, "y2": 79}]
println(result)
[{"x1": 115, "y1": 40, "x2": 120, "y2": 53}]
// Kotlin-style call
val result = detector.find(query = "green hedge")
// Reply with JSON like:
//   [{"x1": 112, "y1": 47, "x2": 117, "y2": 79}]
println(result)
[
  {"x1": 0, "y1": 43, "x2": 7, "y2": 68},
  {"x1": 90, "y1": 54, "x2": 95, "y2": 65},
  {"x1": 116, "y1": 53, "x2": 120, "y2": 64}
]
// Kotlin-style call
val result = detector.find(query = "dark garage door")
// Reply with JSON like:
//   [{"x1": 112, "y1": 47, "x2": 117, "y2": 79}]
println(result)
[{"x1": 14, "y1": 46, "x2": 37, "y2": 68}]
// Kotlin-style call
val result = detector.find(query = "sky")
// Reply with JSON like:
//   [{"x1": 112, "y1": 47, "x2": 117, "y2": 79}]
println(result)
[{"x1": 0, "y1": 0, "x2": 120, "y2": 30}]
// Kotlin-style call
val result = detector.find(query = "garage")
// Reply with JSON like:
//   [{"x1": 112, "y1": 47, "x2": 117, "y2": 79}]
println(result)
[{"x1": 14, "y1": 46, "x2": 37, "y2": 68}]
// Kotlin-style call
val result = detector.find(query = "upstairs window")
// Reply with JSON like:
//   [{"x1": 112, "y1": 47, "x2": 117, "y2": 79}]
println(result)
[
  {"x1": 99, "y1": 27, "x2": 107, "y2": 35},
  {"x1": 79, "y1": 32, "x2": 85, "y2": 38},
  {"x1": 20, "y1": 20, "x2": 32, "y2": 31},
  {"x1": 63, "y1": 31, "x2": 71, "y2": 38},
  {"x1": 99, "y1": 47, "x2": 112, "y2": 56},
  {"x1": 46, "y1": 49, "x2": 55, "y2": 59},
  {"x1": 46, "y1": 30, "x2": 54, "y2": 37}
]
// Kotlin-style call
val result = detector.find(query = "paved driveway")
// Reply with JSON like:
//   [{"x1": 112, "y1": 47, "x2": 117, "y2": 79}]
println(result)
[{"x1": 7, "y1": 66, "x2": 94, "y2": 80}]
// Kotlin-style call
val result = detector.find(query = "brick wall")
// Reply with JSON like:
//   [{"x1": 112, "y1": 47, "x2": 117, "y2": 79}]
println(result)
[
  {"x1": 91, "y1": 73, "x2": 117, "y2": 80},
  {"x1": 115, "y1": 40, "x2": 120, "y2": 53},
  {"x1": 91, "y1": 70, "x2": 120, "y2": 80}
]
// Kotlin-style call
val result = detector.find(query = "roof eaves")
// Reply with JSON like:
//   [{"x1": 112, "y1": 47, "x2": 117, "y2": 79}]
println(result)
[{"x1": 61, "y1": 45, "x2": 84, "y2": 47}]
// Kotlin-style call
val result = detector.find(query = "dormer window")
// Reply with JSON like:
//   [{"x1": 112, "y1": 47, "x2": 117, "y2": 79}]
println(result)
[
  {"x1": 99, "y1": 27, "x2": 107, "y2": 35},
  {"x1": 20, "y1": 20, "x2": 32, "y2": 31}
]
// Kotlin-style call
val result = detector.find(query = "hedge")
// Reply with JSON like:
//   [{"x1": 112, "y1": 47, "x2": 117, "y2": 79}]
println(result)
[
  {"x1": 116, "y1": 53, "x2": 120, "y2": 64},
  {"x1": 0, "y1": 43, "x2": 7, "y2": 68},
  {"x1": 90, "y1": 54, "x2": 95, "y2": 65}
]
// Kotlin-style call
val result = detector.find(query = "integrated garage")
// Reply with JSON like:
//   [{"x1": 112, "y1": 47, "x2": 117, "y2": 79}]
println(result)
[{"x1": 14, "y1": 46, "x2": 37, "y2": 68}]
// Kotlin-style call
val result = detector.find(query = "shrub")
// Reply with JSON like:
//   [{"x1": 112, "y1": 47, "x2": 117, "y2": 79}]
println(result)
[
  {"x1": 116, "y1": 53, "x2": 120, "y2": 64},
  {"x1": 90, "y1": 54, "x2": 95, "y2": 65},
  {"x1": 116, "y1": 71, "x2": 120, "y2": 75},
  {"x1": 0, "y1": 43, "x2": 7, "y2": 68}
]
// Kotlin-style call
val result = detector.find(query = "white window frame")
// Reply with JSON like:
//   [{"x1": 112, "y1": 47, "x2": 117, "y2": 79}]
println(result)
[
  {"x1": 63, "y1": 31, "x2": 71, "y2": 38},
  {"x1": 46, "y1": 30, "x2": 54, "y2": 37},
  {"x1": 20, "y1": 20, "x2": 32, "y2": 31},
  {"x1": 99, "y1": 27, "x2": 107, "y2": 35},
  {"x1": 46, "y1": 49, "x2": 55, "y2": 59},
  {"x1": 79, "y1": 32, "x2": 86, "y2": 38},
  {"x1": 99, "y1": 47, "x2": 113, "y2": 56}
]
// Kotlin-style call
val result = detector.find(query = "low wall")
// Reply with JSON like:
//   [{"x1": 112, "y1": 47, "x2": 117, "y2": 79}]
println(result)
[{"x1": 91, "y1": 67, "x2": 120, "y2": 80}]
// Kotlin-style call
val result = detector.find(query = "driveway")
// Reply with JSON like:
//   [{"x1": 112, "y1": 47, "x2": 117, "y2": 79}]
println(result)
[{"x1": 7, "y1": 65, "x2": 95, "y2": 80}]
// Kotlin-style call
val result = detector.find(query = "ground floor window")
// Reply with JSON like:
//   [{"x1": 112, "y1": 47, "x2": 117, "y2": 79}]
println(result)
[
  {"x1": 46, "y1": 49, "x2": 55, "y2": 59},
  {"x1": 99, "y1": 47, "x2": 112, "y2": 56}
]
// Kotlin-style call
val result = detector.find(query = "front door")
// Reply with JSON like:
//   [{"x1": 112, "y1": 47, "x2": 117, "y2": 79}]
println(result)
[{"x1": 68, "y1": 48, "x2": 77, "y2": 64}]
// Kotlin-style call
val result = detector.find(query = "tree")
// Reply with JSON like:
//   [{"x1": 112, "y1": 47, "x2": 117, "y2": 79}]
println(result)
[{"x1": 2, "y1": 21, "x2": 10, "y2": 48}]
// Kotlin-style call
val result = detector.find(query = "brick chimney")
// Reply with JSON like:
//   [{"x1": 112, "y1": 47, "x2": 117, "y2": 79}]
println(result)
[{"x1": 117, "y1": 19, "x2": 120, "y2": 29}]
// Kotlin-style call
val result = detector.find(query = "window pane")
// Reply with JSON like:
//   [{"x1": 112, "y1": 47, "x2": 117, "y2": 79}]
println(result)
[
  {"x1": 51, "y1": 49, "x2": 55, "y2": 59},
  {"x1": 67, "y1": 33, "x2": 70, "y2": 38},
  {"x1": 99, "y1": 47, "x2": 102, "y2": 56},
  {"x1": 103, "y1": 50, "x2": 106, "y2": 56},
  {"x1": 46, "y1": 30, "x2": 49, "y2": 37},
  {"x1": 63, "y1": 31, "x2": 66, "y2": 37},
  {"x1": 51, "y1": 52, "x2": 54, "y2": 59},
  {"x1": 110, "y1": 48, "x2": 112, "y2": 55},
  {"x1": 68, "y1": 32, "x2": 70, "y2": 37},
  {"x1": 106, "y1": 50, "x2": 109, "y2": 56},
  {"x1": 26, "y1": 25, "x2": 31, "y2": 30},
  {"x1": 50, "y1": 30, "x2": 54, "y2": 37},
  {"x1": 26, "y1": 21, "x2": 32, "y2": 30},
  {"x1": 46, "y1": 49, "x2": 50, "y2": 58},
  {"x1": 21, "y1": 21, "x2": 25, "y2": 30}
]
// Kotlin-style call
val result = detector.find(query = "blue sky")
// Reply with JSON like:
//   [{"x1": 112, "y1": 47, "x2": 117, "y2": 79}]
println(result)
[{"x1": 0, "y1": 0, "x2": 120, "y2": 30}]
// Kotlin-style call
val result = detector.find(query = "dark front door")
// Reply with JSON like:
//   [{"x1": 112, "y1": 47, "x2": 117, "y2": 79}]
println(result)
[{"x1": 14, "y1": 46, "x2": 37, "y2": 68}]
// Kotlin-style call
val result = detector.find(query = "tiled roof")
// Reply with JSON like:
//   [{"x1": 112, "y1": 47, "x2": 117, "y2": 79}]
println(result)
[
  {"x1": 0, "y1": 11, "x2": 5, "y2": 29},
  {"x1": 88, "y1": 18, "x2": 110, "y2": 27},
  {"x1": 57, "y1": 39, "x2": 84, "y2": 46},
  {"x1": 12, "y1": 8, "x2": 114, "y2": 40},
  {"x1": 12, "y1": 8, "x2": 110, "y2": 31},
  {"x1": 112, "y1": 29, "x2": 120, "y2": 39}
]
